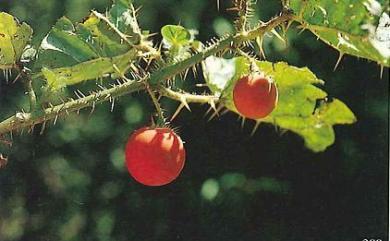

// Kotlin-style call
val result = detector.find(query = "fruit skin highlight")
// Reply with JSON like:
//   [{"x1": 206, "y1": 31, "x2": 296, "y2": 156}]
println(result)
[
  {"x1": 125, "y1": 127, "x2": 186, "y2": 186},
  {"x1": 233, "y1": 74, "x2": 278, "y2": 119}
]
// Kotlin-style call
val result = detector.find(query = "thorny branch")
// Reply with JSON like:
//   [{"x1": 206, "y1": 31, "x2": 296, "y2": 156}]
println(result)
[
  {"x1": 0, "y1": 10, "x2": 294, "y2": 135},
  {"x1": 160, "y1": 87, "x2": 219, "y2": 105}
]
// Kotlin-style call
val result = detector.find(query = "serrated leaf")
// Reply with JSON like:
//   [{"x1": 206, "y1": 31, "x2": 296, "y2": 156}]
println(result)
[
  {"x1": 203, "y1": 56, "x2": 356, "y2": 152},
  {"x1": 0, "y1": 12, "x2": 33, "y2": 69},
  {"x1": 35, "y1": 0, "x2": 145, "y2": 90},
  {"x1": 290, "y1": 0, "x2": 390, "y2": 66}
]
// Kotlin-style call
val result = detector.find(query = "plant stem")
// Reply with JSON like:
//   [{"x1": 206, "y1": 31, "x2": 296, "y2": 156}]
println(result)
[
  {"x1": 145, "y1": 83, "x2": 165, "y2": 125},
  {"x1": 15, "y1": 64, "x2": 37, "y2": 112},
  {"x1": 0, "y1": 11, "x2": 293, "y2": 135},
  {"x1": 159, "y1": 87, "x2": 219, "y2": 104},
  {"x1": 25, "y1": 75, "x2": 38, "y2": 113},
  {"x1": 149, "y1": 11, "x2": 293, "y2": 85},
  {"x1": 0, "y1": 80, "x2": 145, "y2": 135}
]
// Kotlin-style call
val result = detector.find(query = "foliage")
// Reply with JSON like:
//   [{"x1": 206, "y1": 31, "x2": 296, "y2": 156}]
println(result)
[
  {"x1": 0, "y1": 0, "x2": 388, "y2": 240},
  {"x1": 0, "y1": 12, "x2": 32, "y2": 69},
  {"x1": 203, "y1": 56, "x2": 356, "y2": 151},
  {"x1": 288, "y1": 0, "x2": 390, "y2": 67},
  {"x1": 1, "y1": 0, "x2": 382, "y2": 152}
]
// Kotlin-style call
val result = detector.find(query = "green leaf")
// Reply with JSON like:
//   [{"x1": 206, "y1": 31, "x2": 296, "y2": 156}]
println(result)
[
  {"x1": 203, "y1": 56, "x2": 356, "y2": 152},
  {"x1": 78, "y1": 14, "x2": 132, "y2": 57},
  {"x1": 161, "y1": 25, "x2": 196, "y2": 63},
  {"x1": 0, "y1": 12, "x2": 33, "y2": 69},
  {"x1": 161, "y1": 25, "x2": 192, "y2": 47},
  {"x1": 42, "y1": 49, "x2": 138, "y2": 91},
  {"x1": 314, "y1": 99, "x2": 357, "y2": 125},
  {"x1": 35, "y1": 1, "x2": 145, "y2": 91},
  {"x1": 41, "y1": 17, "x2": 99, "y2": 63},
  {"x1": 109, "y1": 0, "x2": 141, "y2": 43},
  {"x1": 289, "y1": 0, "x2": 390, "y2": 66}
]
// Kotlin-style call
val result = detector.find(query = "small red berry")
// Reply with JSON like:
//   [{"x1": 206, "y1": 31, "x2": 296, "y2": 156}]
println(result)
[
  {"x1": 233, "y1": 74, "x2": 278, "y2": 119},
  {"x1": 125, "y1": 127, "x2": 186, "y2": 186}
]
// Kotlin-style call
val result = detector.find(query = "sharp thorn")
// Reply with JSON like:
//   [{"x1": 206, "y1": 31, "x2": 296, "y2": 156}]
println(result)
[
  {"x1": 208, "y1": 100, "x2": 217, "y2": 112},
  {"x1": 251, "y1": 121, "x2": 261, "y2": 136},
  {"x1": 12, "y1": 72, "x2": 22, "y2": 84},
  {"x1": 171, "y1": 103, "x2": 185, "y2": 121},
  {"x1": 241, "y1": 116, "x2": 246, "y2": 128},
  {"x1": 205, "y1": 105, "x2": 213, "y2": 116},
  {"x1": 219, "y1": 108, "x2": 229, "y2": 116},
  {"x1": 207, "y1": 104, "x2": 224, "y2": 121},
  {"x1": 89, "y1": 101, "x2": 96, "y2": 117},
  {"x1": 333, "y1": 53, "x2": 344, "y2": 71},
  {"x1": 256, "y1": 37, "x2": 266, "y2": 59},
  {"x1": 271, "y1": 28, "x2": 286, "y2": 44},
  {"x1": 111, "y1": 97, "x2": 115, "y2": 112},
  {"x1": 40, "y1": 121, "x2": 46, "y2": 135},
  {"x1": 180, "y1": 96, "x2": 191, "y2": 111},
  {"x1": 53, "y1": 113, "x2": 59, "y2": 125}
]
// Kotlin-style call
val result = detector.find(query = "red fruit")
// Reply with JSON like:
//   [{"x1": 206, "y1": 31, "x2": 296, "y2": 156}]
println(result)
[
  {"x1": 125, "y1": 127, "x2": 186, "y2": 186},
  {"x1": 233, "y1": 74, "x2": 278, "y2": 119}
]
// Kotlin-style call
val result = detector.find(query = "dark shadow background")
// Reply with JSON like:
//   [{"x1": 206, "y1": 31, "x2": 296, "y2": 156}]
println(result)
[{"x1": 0, "y1": 0, "x2": 388, "y2": 240}]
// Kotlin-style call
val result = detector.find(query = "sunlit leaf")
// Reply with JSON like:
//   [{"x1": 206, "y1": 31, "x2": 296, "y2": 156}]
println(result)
[
  {"x1": 203, "y1": 56, "x2": 356, "y2": 152},
  {"x1": 161, "y1": 25, "x2": 192, "y2": 47},
  {"x1": 0, "y1": 12, "x2": 33, "y2": 69},
  {"x1": 109, "y1": 0, "x2": 141, "y2": 42},
  {"x1": 35, "y1": 0, "x2": 145, "y2": 90},
  {"x1": 41, "y1": 17, "x2": 99, "y2": 63},
  {"x1": 42, "y1": 49, "x2": 138, "y2": 90},
  {"x1": 289, "y1": 0, "x2": 390, "y2": 66},
  {"x1": 161, "y1": 25, "x2": 194, "y2": 63}
]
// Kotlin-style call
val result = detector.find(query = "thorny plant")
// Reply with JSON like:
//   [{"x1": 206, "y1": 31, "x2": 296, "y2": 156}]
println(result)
[{"x1": 0, "y1": 0, "x2": 388, "y2": 163}]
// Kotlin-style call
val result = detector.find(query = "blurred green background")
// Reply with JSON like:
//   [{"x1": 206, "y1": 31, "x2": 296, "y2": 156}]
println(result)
[{"x1": 0, "y1": 0, "x2": 388, "y2": 240}]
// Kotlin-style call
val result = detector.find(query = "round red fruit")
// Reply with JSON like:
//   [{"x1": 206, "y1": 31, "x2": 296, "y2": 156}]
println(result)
[
  {"x1": 233, "y1": 74, "x2": 278, "y2": 119},
  {"x1": 125, "y1": 127, "x2": 186, "y2": 186}
]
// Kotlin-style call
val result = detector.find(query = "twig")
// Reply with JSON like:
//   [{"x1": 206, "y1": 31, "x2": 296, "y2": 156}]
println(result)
[
  {"x1": 145, "y1": 83, "x2": 165, "y2": 124},
  {"x1": 149, "y1": 11, "x2": 294, "y2": 85},
  {"x1": 159, "y1": 87, "x2": 219, "y2": 105},
  {"x1": 0, "y1": 11, "x2": 294, "y2": 135},
  {"x1": 0, "y1": 80, "x2": 145, "y2": 135},
  {"x1": 91, "y1": 10, "x2": 160, "y2": 57}
]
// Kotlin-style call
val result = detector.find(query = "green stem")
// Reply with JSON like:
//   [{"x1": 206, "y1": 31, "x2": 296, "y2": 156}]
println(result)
[
  {"x1": 0, "y1": 11, "x2": 293, "y2": 135},
  {"x1": 15, "y1": 64, "x2": 38, "y2": 112},
  {"x1": 25, "y1": 77, "x2": 38, "y2": 112},
  {"x1": 0, "y1": 80, "x2": 145, "y2": 135},
  {"x1": 145, "y1": 84, "x2": 165, "y2": 126},
  {"x1": 149, "y1": 11, "x2": 293, "y2": 85}
]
